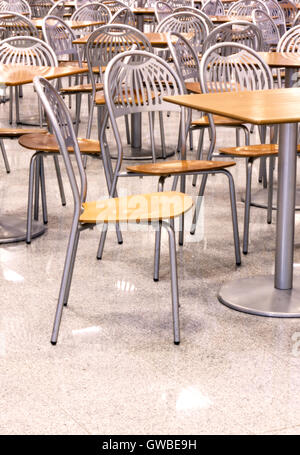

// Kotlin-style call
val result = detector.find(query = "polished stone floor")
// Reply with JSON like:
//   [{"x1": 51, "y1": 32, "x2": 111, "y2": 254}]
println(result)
[{"x1": 1, "y1": 85, "x2": 300, "y2": 435}]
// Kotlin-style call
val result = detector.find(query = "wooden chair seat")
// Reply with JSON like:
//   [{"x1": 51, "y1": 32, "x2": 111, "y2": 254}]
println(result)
[
  {"x1": 60, "y1": 82, "x2": 103, "y2": 94},
  {"x1": 126, "y1": 159, "x2": 236, "y2": 176},
  {"x1": 79, "y1": 191, "x2": 193, "y2": 224},
  {"x1": 94, "y1": 90, "x2": 155, "y2": 106},
  {"x1": 219, "y1": 144, "x2": 279, "y2": 158},
  {"x1": 192, "y1": 115, "x2": 244, "y2": 127},
  {"x1": 18, "y1": 133, "x2": 101, "y2": 154},
  {"x1": 0, "y1": 128, "x2": 47, "y2": 138},
  {"x1": 185, "y1": 81, "x2": 241, "y2": 94}
]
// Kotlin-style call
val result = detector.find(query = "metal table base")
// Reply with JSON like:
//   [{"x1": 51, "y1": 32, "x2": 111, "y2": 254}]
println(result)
[
  {"x1": 218, "y1": 274, "x2": 300, "y2": 317},
  {"x1": 0, "y1": 215, "x2": 46, "y2": 244},
  {"x1": 242, "y1": 186, "x2": 300, "y2": 210}
]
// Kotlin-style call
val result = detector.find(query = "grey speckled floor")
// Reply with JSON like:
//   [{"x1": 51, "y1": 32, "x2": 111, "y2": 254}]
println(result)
[{"x1": 1, "y1": 84, "x2": 300, "y2": 435}]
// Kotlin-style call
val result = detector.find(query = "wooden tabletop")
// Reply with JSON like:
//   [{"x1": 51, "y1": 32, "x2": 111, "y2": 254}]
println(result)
[
  {"x1": 0, "y1": 64, "x2": 88, "y2": 86},
  {"x1": 32, "y1": 19, "x2": 104, "y2": 29},
  {"x1": 210, "y1": 15, "x2": 252, "y2": 23},
  {"x1": 258, "y1": 52, "x2": 300, "y2": 68},
  {"x1": 163, "y1": 88, "x2": 300, "y2": 125},
  {"x1": 73, "y1": 32, "x2": 176, "y2": 48},
  {"x1": 132, "y1": 7, "x2": 155, "y2": 15}
]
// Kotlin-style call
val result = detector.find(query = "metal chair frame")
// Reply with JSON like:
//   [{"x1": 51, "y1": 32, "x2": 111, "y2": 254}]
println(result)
[
  {"x1": 28, "y1": 0, "x2": 54, "y2": 18},
  {"x1": 0, "y1": 0, "x2": 31, "y2": 17},
  {"x1": 201, "y1": 0, "x2": 224, "y2": 16},
  {"x1": 34, "y1": 74, "x2": 189, "y2": 346},
  {"x1": 154, "y1": 1, "x2": 174, "y2": 22},
  {"x1": 174, "y1": 6, "x2": 214, "y2": 31},
  {"x1": 252, "y1": 8, "x2": 280, "y2": 50},
  {"x1": 227, "y1": 0, "x2": 269, "y2": 17}
]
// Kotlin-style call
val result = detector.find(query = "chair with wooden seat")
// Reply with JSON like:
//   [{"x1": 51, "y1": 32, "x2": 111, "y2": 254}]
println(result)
[
  {"x1": 109, "y1": 6, "x2": 136, "y2": 26},
  {"x1": 97, "y1": 49, "x2": 241, "y2": 275},
  {"x1": 28, "y1": 0, "x2": 54, "y2": 18},
  {"x1": 0, "y1": 0, "x2": 31, "y2": 16},
  {"x1": 47, "y1": 0, "x2": 73, "y2": 19},
  {"x1": 0, "y1": 127, "x2": 47, "y2": 173},
  {"x1": 264, "y1": 0, "x2": 286, "y2": 36},
  {"x1": 168, "y1": 31, "x2": 251, "y2": 184},
  {"x1": 227, "y1": 0, "x2": 269, "y2": 18},
  {"x1": 173, "y1": 6, "x2": 214, "y2": 31},
  {"x1": 192, "y1": 41, "x2": 275, "y2": 254},
  {"x1": 71, "y1": 2, "x2": 111, "y2": 27},
  {"x1": 34, "y1": 75, "x2": 194, "y2": 346},
  {"x1": 252, "y1": 9, "x2": 280, "y2": 51},
  {"x1": 278, "y1": 0, "x2": 297, "y2": 27},
  {"x1": 0, "y1": 11, "x2": 39, "y2": 40},
  {"x1": 18, "y1": 132, "x2": 102, "y2": 244}
]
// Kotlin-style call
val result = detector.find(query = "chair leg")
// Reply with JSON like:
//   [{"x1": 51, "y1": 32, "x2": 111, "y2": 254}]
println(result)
[
  {"x1": 236, "y1": 128, "x2": 241, "y2": 147},
  {"x1": 97, "y1": 222, "x2": 108, "y2": 260},
  {"x1": 40, "y1": 156, "x2": 48, "y2": 225},
  {"x1": 9, "y1": 87, "x2": 13, "y2": 124},
  {"x1": 34, "y1": 156, "x2": 40, "y2": 221},
  {"x1": 86, "y1": 99, "x2": 94, "y2": 139},
  {"x1": 159, "y1": 112, "x2": 167, "y2": 159},
  {"x1": 51, "y1": 221, "x2": 80, "y2": 345},
  {"x1": 148, "y1": 111, "x2": 156, "y2": 163},
  {"x1": 179, "y1": 175, "x2": 185, "y2": 246},
  {"x1": 161, "y1": 220, "x2": 180, "y2": 345},
  {"x1": 26, "y1": 153, "x2": 38, "y2": 244},
  {"x1": 243, "y1": 158, "x2": 253, "y2": 255},
  {"x1": 63, "y1": 229, "x2": 80, "y2": 307},
  {"x1": 15, "y1": 86, "x2": 20, "y2": 124},
  {"x1": 267, "y1": 156, "x2": 274, "y2": 225},
  {"x1": 0, "y1": 139, "x2": 10, "y2": 173},
  {"x1": 223, "y1": 169, "x2": 241, "y2": 265},
  {"x1": 125, "y1": 115, "x2": 131, "y2": 145},
  {"x1": 153, "y1": 177, "x2": 166, "y2": 282},
  {"x1": 190, "y1": 174, "x2": 208, "y2": 235},
  {"x1": 189, "y1": 128, "x2": 193, "y2": 151},
  {"x1": 192, "y1": 128, "x2": 205, "y2": 187},
  {"x1": 53, "y1": 155, "x2": 66, "y2": 206},
  {"x1": 75, "y1": 93, "x2": 82, "y2": 136}
]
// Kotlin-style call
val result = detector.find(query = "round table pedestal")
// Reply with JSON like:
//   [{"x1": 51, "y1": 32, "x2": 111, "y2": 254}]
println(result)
[
  {"x1": 0, "y1": 215, "x2": 46, "y2": 244},
  {"x1": 242, "y1": 186, "x2": 300, "y2": 210},
  {"x1": 218, "y1": 274, "x2": 300, "y2": 317}
]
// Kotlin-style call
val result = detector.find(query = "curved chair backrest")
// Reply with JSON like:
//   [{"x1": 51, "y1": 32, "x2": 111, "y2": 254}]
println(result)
[
  {"x1": 168, "y1": 0, "x2": 195, "y2": 7},
  {"x1": 86, "y1": 23, "x2": 153, "y2": 99},
  {"x1": 252, "y1": 8, "x2": 280, "y2": 50},
  {"x1": 28, "y1": 0, "x2": 54, "y2": 18},
  {"x1": 109, "y1": 6, "x2": 135, "y2": 25},
  {"x1": 200, "y1": 41, "x2": 273, "y2": 95},
  {"x1": 201, "y1": 0, "x2": 224, "y2": 16},
  {"x1": 277, "y1": 24, "x2": 300, "y2": 52},
  {"x1": 75, "y1": 0, "x2": 101, "y2": 8},
  {"x1": 155, "y1": 1, "x2": 174, "y2": 22},
  {"x1": 34, "y1": 76, "x2": 87, "y2": 208},
  {"x1": 202, "y1": 20, "x2": 263, "y2": 53},
  {"x1": 156, "y1": 12, "x2": 209, "y2": 55},
  {"x1": 174, "y1": 6, "x2": 214, "y2": 30},
  {"x1": 0, "y1": 35, "x2": 58, "y2": 66},
  {"x1": 264, "y1": 0, "x2": 286, "y2": 35},
  {"x1": 42, "y1": 16, "x2": 82, "y2": 63},
  {"x1": 227, "y1": 0, "x2": 269, "y2": 17},
  {"x1": 0, "y1": 11, "x2": 39, "y2": 38},
  {"x1": 279, "y1": 0, "x2": 298, "y2": 26},
  {"x1": 71, "y1": 2, "x2": 111, "y2": 22},
  {"x1": 48, "y1": 0, "x2": 73, "y2": 18},
  {"x1": 168, "y1": 31, "x2": 200, "y2": 88},
  {"x1": 103, "y1": 50, "x2": 187, "y2": 176},
  {"x1": 0, "y1": 0, "x2": 31, "y2": 17}
]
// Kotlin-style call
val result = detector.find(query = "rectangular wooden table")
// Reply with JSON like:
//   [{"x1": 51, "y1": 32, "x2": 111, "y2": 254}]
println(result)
[
  {"x1": 164, "y1": 88, "x2": 300, "y2": 317},
  {"x1": 32, "y1": 19, "x2": 105, "y2": 30}
]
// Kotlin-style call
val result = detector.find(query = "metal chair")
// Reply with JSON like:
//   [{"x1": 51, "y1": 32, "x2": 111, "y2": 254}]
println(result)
[
  {"x1": 156, "y1": 12, "x2": 209, "y2": 55},
  {"x1": 85, "y1": 24, "x2": 153, "y2": 143},
  {"x1": 97, "y1": 49, "x2": 240, "y2": 270},
  {"x1": 0, "y1": 0, "x2": 31, "y2": 16},
  {"x1": 28, "y1": 0, "x2": 54, "y2": 18},
  {"x1": 71, "y1": 2, "x2": 111, "y2": 23},
  {"x1": 33, "y1": 74, "x2": 194, "y2": 346},
  {"x1": 292, "y1": 9, "x2": 300, "y2": 26},
  {"x1": 278, "y1": 0, "x2": 298, "y2": 26},
  {"x1": 252, "y1": 8, "x2": 280, "y2": 51},
  {"x1": 277, "y1": 23, "x2": 300, "y2": 52},
  {"x1": 154, "y1": 1, "x2": 174, "y2": 23},
  {"x1": 227, "y1": 0, "x2": 269, "y2": 17},
  {"x1": 201, "y1": 0, "x2": 224, "y2": 15},
  {"x1": 264, "y1": 0, "x2": 286, "y2": 36},
  {"x1": 192, "y1": 42, "x2": 275, "y2": 254},
  {"x1": 101, "y1": 0, "x2": 128, "y2": 16},
  {"x1": 109, "y1": 6, "x2": 136, "y2": 25},
  {"x1": 47, "y1": 0, "x2": 74, "y2": 19},
  {"x1": 174, "y1": 6, "x2": 214, "y2": 31},
  {"x1": 0, "y1": 11, "x2": 38, "y2": 39},
  {"x1": 202, "y1": 19, "x2": 263, "y2": 52}
]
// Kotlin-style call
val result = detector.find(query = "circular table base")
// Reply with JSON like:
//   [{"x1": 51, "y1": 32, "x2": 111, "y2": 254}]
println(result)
[
  {"x1": 218, "y1": 274, "x2": 300, "y2": 317},
  {"x1": 241, "y1": 186, "x2": 300, "y2": 210},
  {"x1": 0, "y1": 215, "x2": 46, "y2": 244}
]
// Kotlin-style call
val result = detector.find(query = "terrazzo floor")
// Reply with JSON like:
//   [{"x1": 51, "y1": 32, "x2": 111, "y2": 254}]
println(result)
[{"x1": 1, "y1": 83, "x2": 300, "y2": 435}]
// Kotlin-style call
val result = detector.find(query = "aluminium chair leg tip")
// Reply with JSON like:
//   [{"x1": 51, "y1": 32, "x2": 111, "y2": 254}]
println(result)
[
  {"x1": 153, "y1": 278, "x2": 159, "y2": 282},
  {"x1": 118, "y1": 241, "x2": 123, "y2": 245},
  {"x1": 236, "y1": 261, "x2": 241, "y2": 266},
  {"x1": 51, "y1": 341, "x2": 57, "y2": 346},
  {"x1": 267, "y1": 221, "x2": 272, "y2": 225},
  {"x1": 62, "y1": 203, "x2": 66, "y2": 207},
  {"x1": 26, "y1": 241, "x2": 31, "y2": 245},
  {"x1": 174, "y1": 341, "x2": 180, "y2": 346},
  {"x1": 243, "y1": 251, "x2": 248, "y2": 255}
]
